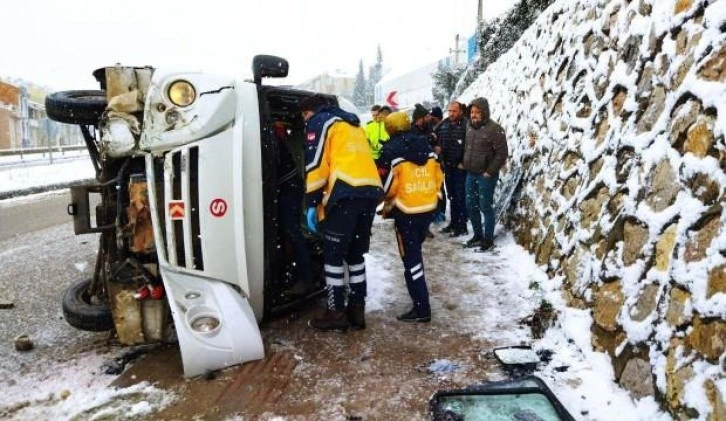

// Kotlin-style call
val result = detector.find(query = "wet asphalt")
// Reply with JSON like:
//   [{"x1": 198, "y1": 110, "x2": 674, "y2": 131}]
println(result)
[{"x1": 0, "y1": 191, "x2": 106, "y2": 384}]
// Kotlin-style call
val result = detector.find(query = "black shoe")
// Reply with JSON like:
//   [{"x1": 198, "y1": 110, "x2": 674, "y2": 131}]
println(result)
[
  {"x1": 309, "y1": 309, "x2": 349, "y2": 332},
  {"x1": 347, "y1": 302, "x2": 366, "y2": 331},
  {"x1": 440, "y1": 224, "x2": 454, "y2": 234},
  {"x1": 465, "y1": 235, "x2": 483, "y2": 248},
  {"x1": 448, "y1": 227, "x2": 468, "y2": 238},
  {"x1": 477, "y1": 239, "x2": 495, "y2": 253},
  {"x1": 397, "y1": 308, "x2": 431, "y2": 323}
]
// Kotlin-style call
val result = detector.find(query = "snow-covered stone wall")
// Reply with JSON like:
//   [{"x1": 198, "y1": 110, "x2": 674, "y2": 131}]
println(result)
[{"x1": 460, "y1": 0, "x2": 725, "y2": 418}]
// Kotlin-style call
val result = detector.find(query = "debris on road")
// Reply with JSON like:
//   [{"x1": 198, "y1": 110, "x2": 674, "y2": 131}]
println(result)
[{"x1": 14, "y1": 334, "x2": 33, "y2": 352}]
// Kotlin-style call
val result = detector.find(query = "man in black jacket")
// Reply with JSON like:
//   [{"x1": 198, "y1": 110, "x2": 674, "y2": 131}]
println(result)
[
  {"x1": 462, "y1": 97, "x2": 508, "y2": 252},
  {"x1": 434, "y1": 101, "x2": 469, "y2": 237}
]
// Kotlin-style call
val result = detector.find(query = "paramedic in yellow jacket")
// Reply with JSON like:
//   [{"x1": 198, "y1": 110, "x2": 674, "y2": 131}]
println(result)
[
  {"x1": 379, "y1": 111, "x2": 443, "y2": 323},
  {"x1": 299, "y1": 94, "x2": 383, "y2": 332}
]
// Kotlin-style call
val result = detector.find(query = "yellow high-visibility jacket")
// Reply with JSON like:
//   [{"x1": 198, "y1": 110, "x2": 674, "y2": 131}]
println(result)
[
  {"x1": 305, "y1": 107, "x2": 383, "y2": 211},
  {"x1": 382, "y1": 136, "x2": 443, "y2": 215},
  {"x1": 364, "y1": 120, "x2": 390, "y2": 160}
]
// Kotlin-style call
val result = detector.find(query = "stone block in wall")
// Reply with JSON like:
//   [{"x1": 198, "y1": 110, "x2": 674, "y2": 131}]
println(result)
[
  {"x1": 591, "y1": 323, "x2": 626, "y2": 356},
  {"x1": 705, "y1": 379, "x2": 726, "y2": 421},
  {"x1": 589, "y1": 158, "x2": 604, "y2": 183},
  {"x1": 563, "y1": 289, "x2": 588, "y2": 310},
  {"x1": 687, "y1": 173, "x2": 721, "y2": 206},
  {"x1": 670, "y1": 99, "x2": 702, "y2": 146},
  {"x1": 630, "y1": 283, "x2": 660, "y2": 322},
  {"x1": 685, "y1": 317, "x2": 726, "y2": 361},
  {"x1": 698, "y1": 47, "x2": 726, "y2": 82},
  {"x1": 637, "y1": 85, "x2": 667, "y2": 133},
  {"x1": 562, "y1": 175, "x2": 580, "y2": 199},
  {"x1": 579, "y1": 187, "x2": 609, "y2": 230},
  {"x1": 537, "y1": 226, "x2": 557, "y2": 265},
  {"x1": 619, "y1": 357, "x2": 656, "y2": 399},
  {"x1": 623, "y1": 220, "x2": 650, "y2": 266},
  {"x1": 613, "y1": 87, "x2": 628, "y2": 116},
  {"x1": 595, "y1": 110, "x2": 610, "y2": 146},
  {"x1": 666, "y1": 287, "x2": 692, "y2": 327},
  {"x1": 577, "y1": 95, "x2": 592, "y2": 118},
  {"x1": 672, "y1": 54, "x2": 695, "y2": 90},
  {"x1": 645, "y1": 160, "x2": 680, "y2": 212},
  {"x1": 685, "y1": 217, "x2": 722, "y2": 263},
  {"x1": 607, "y1": 191, "x2": 627, "y2": 214},
  {"x1": 684, "y1": 115, "x2": 715, "y2": 158},
  {"x1": 655, "y1": 224, "x2": 679, "y2": 271},
  {"x1": 674, "y1": 0, "x2": 694, "y2": 15},
  {"x1": 656, "y1": 53, "x2": 671, "y2": 78},
  {"x1": 594, "y1": 280, "x2": 624, "y2": 331},
  {"x1": 622, "y1": 35, "x2": 644, "y2": 74},
  {"x1": 637, "y1": 64, "x2": 654, "y2": 95},
  {"x1": 675, "y1": 27, "x2": 703, "y2": 57},
  {"x1": 666, "y1": 339, "x2": 695, "y2": 409},
  {"x1": 707, "y1": 264, "x2": 726, "y2": 299}
]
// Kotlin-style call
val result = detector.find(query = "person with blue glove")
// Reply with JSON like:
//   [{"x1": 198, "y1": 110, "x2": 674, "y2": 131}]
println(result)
[
  {"x1": 306, "y1": 207, "x2": 318, "y2": 233},
  {"x1": 299, "y1": 94, "x2": 383, "y2": 332}
]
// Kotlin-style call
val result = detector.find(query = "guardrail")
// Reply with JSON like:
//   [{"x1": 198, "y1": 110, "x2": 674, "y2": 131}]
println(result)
[{"x1": 0, "y1": 144, "x2": 87, "y2": 156}]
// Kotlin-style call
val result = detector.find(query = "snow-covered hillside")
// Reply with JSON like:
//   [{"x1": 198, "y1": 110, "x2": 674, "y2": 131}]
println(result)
[{"x1": 460, "y1": 0, "x2": 725, "y2": 418}]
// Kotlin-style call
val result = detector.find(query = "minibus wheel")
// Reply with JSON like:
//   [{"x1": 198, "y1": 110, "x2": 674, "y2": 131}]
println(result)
[{"x1": 62, "y1": 278, "x2": 114, "y2": 332}]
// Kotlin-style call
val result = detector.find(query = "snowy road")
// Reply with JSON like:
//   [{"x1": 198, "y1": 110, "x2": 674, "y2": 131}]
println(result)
[{"x1": 0, "y1": 194, "x2": 671, "y2": 420}]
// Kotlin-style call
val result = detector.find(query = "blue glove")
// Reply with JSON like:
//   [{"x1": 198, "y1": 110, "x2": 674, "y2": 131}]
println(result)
[{"x1": 306, "y1": 207, "x2": 318, "y2": 233}]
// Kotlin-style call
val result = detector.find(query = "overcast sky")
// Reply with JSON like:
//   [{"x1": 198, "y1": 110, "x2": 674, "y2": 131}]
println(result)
[{"x1": 2, "y1": 0, "x2": 515, "y2": 91}]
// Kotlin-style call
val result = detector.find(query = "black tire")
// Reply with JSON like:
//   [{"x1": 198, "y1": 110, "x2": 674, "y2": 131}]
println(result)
[
  {"x1": 62, "y1": 279, "x2": 114, "y2": 332},
  {"x1": 45, "y1": 90, "x2": 107, "y2": 125}
]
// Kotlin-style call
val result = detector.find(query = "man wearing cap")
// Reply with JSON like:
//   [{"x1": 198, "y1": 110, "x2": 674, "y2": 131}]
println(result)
[
  {"x1": 299, "y1": 94, "x2": 383, "y2": 332},
  {"x1": 365, "y1": 105, "x2": 390, "y2": 160}
]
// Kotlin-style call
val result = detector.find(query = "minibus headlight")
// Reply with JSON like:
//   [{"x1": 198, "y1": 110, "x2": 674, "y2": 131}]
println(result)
[{"x1": 168, "y1": 80, "x2": 196, "y2": 107}]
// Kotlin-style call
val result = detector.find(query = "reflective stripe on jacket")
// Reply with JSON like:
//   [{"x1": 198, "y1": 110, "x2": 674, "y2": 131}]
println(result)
[
  {"x1": 365, "y1": 120, "x2": 390, "y2": 159},
  {"x1": 383, "y1": 152, "x2": 443, "y2": 214},
  {"x1": 305, "y1": 108, "x2": 383, "y2": 210}
]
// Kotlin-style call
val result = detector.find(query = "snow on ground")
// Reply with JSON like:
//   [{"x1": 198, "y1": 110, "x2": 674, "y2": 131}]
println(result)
[
  {"x1": 0, "y1": 160, "x2": 673, "y2": 420},
  {"x1": 0, "y1": 154, "x2": 94, "y2": 195},
  {"x1": 0, "y1": 350, "x2": 176, "y2": 420}
]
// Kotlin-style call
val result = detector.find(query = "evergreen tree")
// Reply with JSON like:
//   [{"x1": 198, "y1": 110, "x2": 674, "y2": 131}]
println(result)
[
  {"x1": 366, "y1": 45, "x2": 384, "y2": 105},
  {"x1": 451, "y1": 0, "x2": 555, "y2": 98},
  {"x1": 432, "y1": 61, "x2": 465, "y2": 107},
  {"x1": 353, "y1": 59, "x2": 368, "y2": 109}
]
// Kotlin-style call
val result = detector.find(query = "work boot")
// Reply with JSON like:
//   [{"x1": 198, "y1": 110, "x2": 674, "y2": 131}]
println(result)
[
  {"x1": 448, "y1": 226, "x2": 468, "y2": 238},
  {"x1": 465, "y1": 235, "x2": 483, "y2": 248},
  {"x1": 477, "y1": 239, "x2": 495, "y2": 253},
  {"x1": 440, "y1": 224, "x2": 454, "y2": 234},
  {"x1": 347, "y1": 302, "x2": 366, "y2": 330},
  {"x1": 309, "y1": 309, "x2": 349, "y2": 332},
  {"x1": 397, "y1": 308, "x2": 431, "y2": 323},
  {"x1": 283, "y1": 280, "x2": 314, "y2": 297}
]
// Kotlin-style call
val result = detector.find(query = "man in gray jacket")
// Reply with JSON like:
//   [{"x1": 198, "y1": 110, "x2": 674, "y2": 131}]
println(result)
[{"x1": 462, "y1": 97, "x2": 508, "y2": 252}]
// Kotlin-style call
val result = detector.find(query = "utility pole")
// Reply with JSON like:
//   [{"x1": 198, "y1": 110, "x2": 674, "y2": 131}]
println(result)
[
  {"x1": 449, "y1": 34, "x2": 466, "y2": 67},
  {"x1": 477, "y1": 0, "x2": 483, "y2": 35}
]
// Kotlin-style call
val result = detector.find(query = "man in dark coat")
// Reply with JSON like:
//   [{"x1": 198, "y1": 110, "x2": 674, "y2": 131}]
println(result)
[
  {"x1": 462, "y1": 97, "x2": 508, "y2": 252},
  {"x1": 434, "y1": 101, "x2": 469, "y2": 237}
]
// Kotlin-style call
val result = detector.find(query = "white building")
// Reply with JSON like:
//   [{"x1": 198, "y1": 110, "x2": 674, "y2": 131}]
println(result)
[
  {"x1": 295, "y1": 70, "x2": 355, "y2": 102},
  {"x1": 374, "y1": 59, "x2": 446, "y2": 111}
]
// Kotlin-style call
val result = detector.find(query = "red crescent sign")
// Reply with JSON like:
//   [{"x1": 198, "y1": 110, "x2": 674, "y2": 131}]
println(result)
[{"x1": 386, "y1": 91, "x2": 398, "y2": 108}]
